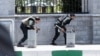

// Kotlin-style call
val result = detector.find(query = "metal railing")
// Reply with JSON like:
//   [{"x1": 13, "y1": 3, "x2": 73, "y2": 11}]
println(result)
[{"x1": 15, "y1": 0, "x2": 89, "y2": 14}]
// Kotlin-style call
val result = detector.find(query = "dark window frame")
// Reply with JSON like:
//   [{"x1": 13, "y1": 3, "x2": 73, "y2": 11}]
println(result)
[{"x1": 15, "y1": 0, "x2": 89, "y2": 14}]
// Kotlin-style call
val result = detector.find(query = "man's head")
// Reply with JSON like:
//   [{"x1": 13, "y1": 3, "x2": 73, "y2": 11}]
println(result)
[
  {"x1": 70, "y1": 13, "x2": 75, "y2": 20},
  {"x1": 35, "y1": 17, "x2": 40, "y2": 23}
]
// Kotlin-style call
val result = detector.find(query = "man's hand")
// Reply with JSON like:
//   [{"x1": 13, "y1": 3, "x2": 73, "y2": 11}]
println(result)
[
  {"x1": 61, "y1": 28, "x2": 65, "y2": 32},
  {"x1": 33, "y1": 27, "x2": 37, "y2": 30},
  {"x1": 33, "y1": 27, "x2": 40, "y2": 33},
  {"x1": 36, "y1": 28, "x2": 40, "y2": 33},
  {"x1": 33, "y1": 27, "x2": 36, "y2": 30}
]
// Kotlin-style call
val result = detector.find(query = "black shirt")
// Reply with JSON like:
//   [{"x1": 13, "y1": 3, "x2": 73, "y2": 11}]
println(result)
[{"x1": 55, "y1": 17, "x2": 72, "y2": 29}]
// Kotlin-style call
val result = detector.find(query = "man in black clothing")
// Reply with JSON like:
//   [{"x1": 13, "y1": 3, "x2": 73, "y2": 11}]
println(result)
[
  {"x1": 17, "y1": 16, "x2": 40, "y2": 47},
  {"x1": 51, "y1": 14, "x2": 75, "y2": 45}
]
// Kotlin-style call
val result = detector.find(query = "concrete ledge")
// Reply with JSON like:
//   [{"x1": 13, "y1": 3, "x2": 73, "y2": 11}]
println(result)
[
  {"x1": 14, "y1": 45, "x2": 100, "y2": 51},
  {"x1": 14, "y1": 14, "x2": 100, "y2": 17},
  {"x1": 1, "y1": 14, "x2": 100, "y2": 18},
  {"x1": 14, "y1": 14, "x2": 92, "y2": 17}
]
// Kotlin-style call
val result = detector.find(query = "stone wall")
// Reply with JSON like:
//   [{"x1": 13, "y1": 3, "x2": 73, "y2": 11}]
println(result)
[{"x1": 14, "y1": 15, "x2": 93, "y2": 45}]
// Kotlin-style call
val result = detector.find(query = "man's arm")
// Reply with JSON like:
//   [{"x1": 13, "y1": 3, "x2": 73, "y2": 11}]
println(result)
[
  {"x1": 55, "y1": 25, "x2": 62, "y2": 30},
  {"x1": 54, "y1": 21, "x2": 62, "y2": 29},
  {"x1": 54, "y1": 22, "x2": 65, "y2": 32},
  {"x1": 55, "y1": 25, "x2": 65, "y2": 32}
]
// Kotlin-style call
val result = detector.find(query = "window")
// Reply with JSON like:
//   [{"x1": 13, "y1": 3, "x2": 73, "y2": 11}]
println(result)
[{"x1": 15, "y1": 0, "x2": 88, "y2": 14}]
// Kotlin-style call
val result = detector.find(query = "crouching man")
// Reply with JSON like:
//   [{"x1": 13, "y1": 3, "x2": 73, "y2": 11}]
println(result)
[
  {"x1": 17, "y1": 16, "x2": 40, "y2": 47},
  {"x1": 51, "y1": 14, "x2": 75, "y2": 45}
]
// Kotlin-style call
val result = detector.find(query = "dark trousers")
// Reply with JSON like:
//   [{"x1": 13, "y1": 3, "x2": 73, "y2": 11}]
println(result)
[
  {"x1": 18, "y1": 23, "x2": 28, "y2": 45},
  {"x1": 52, "y1": 27, "x2": 66, "y2": 44}
]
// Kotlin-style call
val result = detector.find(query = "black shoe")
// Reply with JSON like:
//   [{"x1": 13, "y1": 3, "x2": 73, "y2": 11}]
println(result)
[
  {"x1": 51, "y1": 43, "x2": 57, "y2": 45},
  {"x1": 17, "y1": 44, "x2": 24, "y2": 47}
]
